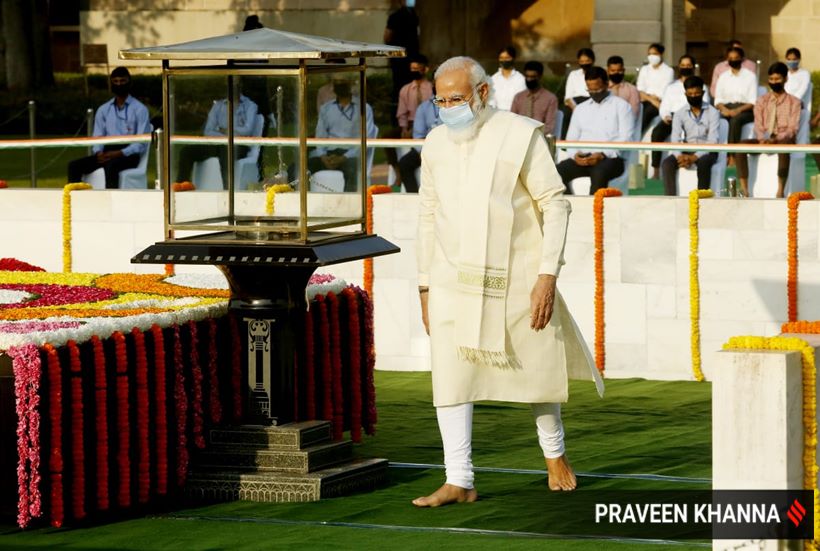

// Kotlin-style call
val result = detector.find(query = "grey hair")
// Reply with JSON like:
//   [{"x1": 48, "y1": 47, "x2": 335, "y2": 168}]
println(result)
[{"x1": 434, "y1": 56, "x2": 494, "y2": 100}]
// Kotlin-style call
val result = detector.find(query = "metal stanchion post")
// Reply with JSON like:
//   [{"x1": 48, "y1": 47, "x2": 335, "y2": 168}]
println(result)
[
  {"x1": 155, "y1": 128, "x2": 164, "y2": 190},
  {"x1": 86, "y1": 108, "x2": 94, "y2": 156},
  {"x1": 28, "y1": 100, "x2": 36, "y2": 188},
  {"x1": 545, "y1": 133, "x2": 556, "y2": 161}
]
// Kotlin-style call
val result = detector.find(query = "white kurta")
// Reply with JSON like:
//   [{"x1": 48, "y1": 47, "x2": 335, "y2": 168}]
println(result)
[{"x1": 417, "y1": 109, "x2": 603, "y2": 407}]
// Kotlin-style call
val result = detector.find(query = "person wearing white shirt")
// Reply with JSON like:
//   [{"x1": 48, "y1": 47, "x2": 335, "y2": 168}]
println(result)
[
  {"x1": 556, "y1": 66, "x2": 635, "y2": 194},
  {"x1": 714, "y1": 46, "x2": 757, "y2": 143},
  {"x1": 489, "y1": 45, "x2": 526, "y2": 111},
  {"x1": 560, "y1": 47, "x2": 595, "y2": 137},
  {"x1": 784, "y1": 47, "x2": 811, "y2": 107},
  {"x1": 649, "y1": 55, "x2": 711, "y2": 176},
  {"x1": 636, "y1": 43, "x2": 675, "y2": 132}
]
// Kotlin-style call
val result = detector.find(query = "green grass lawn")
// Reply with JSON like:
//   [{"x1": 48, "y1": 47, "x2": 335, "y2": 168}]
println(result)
[{"x1": 0, "y1": 372, "x2": 712, "y2": 550}]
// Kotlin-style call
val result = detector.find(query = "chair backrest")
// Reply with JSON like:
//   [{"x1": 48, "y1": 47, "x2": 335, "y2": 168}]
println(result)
[
  {"x1": 135, "y1": 124, "x2": 154, "y2": 170},
  {"x1": 553, "y1": 110, "x2": 564, "y2": 140},
  {"x1": 797, "y1": 108, "x2": 810, "y2": 145}
]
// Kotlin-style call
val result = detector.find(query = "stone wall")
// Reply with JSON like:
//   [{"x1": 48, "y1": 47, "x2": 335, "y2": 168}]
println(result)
[{"x1": 2, "y1": 189, "x2": 818, "y2": 381}]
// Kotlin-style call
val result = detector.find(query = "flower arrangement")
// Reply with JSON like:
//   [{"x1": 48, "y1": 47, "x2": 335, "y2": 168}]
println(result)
[
  {"x1": 9, "y1": 343, "x2": 42, "y2": 528},
  {"x1": 62, "y1": 183, "x2": 93, "y2": 273},
  {"x1": 90, "y1": 335, "x2": 108, "y2": 510},
  {"x1": 150, "y1": 324, "x2": 168, "y2": 495},
  {"x1": 783, "y1": 321, "x2": 820, "y2": 334},
  {"x1": 688, "y1": 189, "x2": 713, "y2": 382},
  {"x1": 112, "y1": 331, "x2": 131, "y2": 508},
  {"x1": 67, "y1": 340, "x2": 86, "y2": 519},
  {"x1": 43, "y1": 343, "x2": 64, "y2": 527},
  {"x1": 592, "y1": 188, "x2": 622, "y2": 374},
  {"x1": 723, "y1": 335, "x2": 818, "y2": 549},
  {"x1": 363, "y1": 185, "x2": 392, "y2": 299},
  {"x1": 188, "y1": 320, "x2": 205, "y2": 449},
  {"x1": 0, "y1": 258, "x2": 45, "y2": 272},
  {"x1": 132, "y1": 327, "x2": 150, "y2": 504},
  {"x1": 265, "y1": 183, "x2": 293, "y2": 215},
  {"x1": 171, "y1": 181, "x2": 196, "y2": 192},
  {"x1": 788, "y1": 192, "x2": 814, "y2": 322}
]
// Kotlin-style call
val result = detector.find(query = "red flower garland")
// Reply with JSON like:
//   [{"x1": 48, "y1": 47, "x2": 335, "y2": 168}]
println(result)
[
  {"x1": 173, "y1": 324, "x2": 189, "y2": 485},
  {"x1": 187, "y1": 320, "x2": 205, "y2": 449},
  {"x1": 67, "y1": 340, "x2": 85, "y2": 520},
  {"x1": 316, "y1": 295, "x2": 333, "y2": 422},
  {"x1": 90, "y1": 335, "x2": 108, "y2": 510},
  {"x1": 228, "y1": 315, "x2": 242, "y2": 422},
  {"x1": 206, "y1": 319, "x2": 222, "y2": 424},
  {"x1": 131, "y1": 328, "x2": 150, "y2": 504},
  {"x1": 112, "y1": 332, "x2": 130, "y2": 508},
  {"x1": 0, "y1": 258, "x2": 46, "y2": 271},
  {"x1": 344, "y1": 288, "x2": 363, "y2": 442},
  {"x1": 43, "y1": 343, "x2": 64, "y2": 527},
  {"x1": 9, "y1": 343, "x2": 42, "y2": 528},
  {"x1": 327, "y1": 292, "x2": 344, "y2": 440},
  {"x1": 358, "y1": 287, "x2": 377, "y2": 434},
  {"x1": 150, "y1": 324, "x2": 168, "y2": 496},
  {"x1": 304, "y1": 306, "x2": 316, "y2": 419}
]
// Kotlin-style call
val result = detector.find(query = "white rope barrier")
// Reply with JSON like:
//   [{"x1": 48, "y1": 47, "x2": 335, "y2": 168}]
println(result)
[{"x1": 0, "y1": 135, "x2": 818, "y2": 155}]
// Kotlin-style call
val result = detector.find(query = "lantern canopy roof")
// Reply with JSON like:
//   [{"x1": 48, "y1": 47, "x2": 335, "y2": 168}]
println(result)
[{"x1": 119, "y1": 27, "x2": 406, "y2": 61}]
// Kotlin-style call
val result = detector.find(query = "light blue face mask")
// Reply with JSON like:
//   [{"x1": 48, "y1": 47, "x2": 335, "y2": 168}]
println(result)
[
  {"x1": 786, "y1": 59, "x2": 800, "y2": 70},
  {"x1": 439, "y1": 102, "x2": 475, "y2": 130}
]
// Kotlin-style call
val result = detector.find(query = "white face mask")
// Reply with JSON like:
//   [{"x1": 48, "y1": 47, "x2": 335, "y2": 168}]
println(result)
[{"x1": 647, "y1": 54, "x2": 662, "y2": 66}]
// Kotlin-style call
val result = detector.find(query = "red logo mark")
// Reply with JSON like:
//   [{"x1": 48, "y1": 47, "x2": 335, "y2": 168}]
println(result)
[{"x1": 787, "y1": 499, "x2": 806, "y2": 527}]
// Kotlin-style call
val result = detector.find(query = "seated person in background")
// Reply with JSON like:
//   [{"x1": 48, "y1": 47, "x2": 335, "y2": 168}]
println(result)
[
  {"x1": 561, "y1": 47, "x2": 595, "y2": 137},
  {"x1": 661, "y1": 76, "x2": 719, "y2": 196},
  {"x1": 714, "y1": 46, "x2": 757, "y2": 144},
  {"x1": 556, "y1": 66, "x2": 634, "y2": 194},
  {"x1": 784, "y1": 47, "x2": 811, "y2": 105},
  {"x1": 651, "y1": 55, "x2": 710, "y2": 178},
  {"x1": 67, "y1": 67, "x2": 150, "y2": 188},
  {"x1": 606, "y1": 55, "x2": 639, "y2": 121},
  {"x1": 290, "y1": 77, "x2": 378, "y2": 192},
  {"x1": 175, "y1": 91, "x2": 259, "y2": 187},
  {"x1": 398, "y1": 92, "x2": 441, "y2": 192},
  {"x1": 710, "y1": 40, "x2": 757, "y2": 98},
  {"x1": 511, "y1": 60, "x2": 558, "y2": 136},
  {"x1": 636, "y1": 43, "x2": 675, "y2": 132},
  {"x1": 736, "y1": 62, "x2": 801, "y2": 198}
]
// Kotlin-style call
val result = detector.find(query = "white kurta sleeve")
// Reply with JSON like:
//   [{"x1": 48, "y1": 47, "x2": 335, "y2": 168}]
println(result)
[
  {"x1": 416, "y1": 145, "x2": 438, "y2": 286},
  {"x1": 519, "y1": 131, "x2": 570, "y2": 277}
]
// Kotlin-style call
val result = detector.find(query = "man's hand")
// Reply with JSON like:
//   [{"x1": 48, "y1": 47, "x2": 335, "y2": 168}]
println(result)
[
  {"x1": 96, "y1": 150, "x2": 124, "y2": 164},
  {"x1": 400, "y1": 127, "x2": 413, "y2": 139},
  {"x1": 663, "y1": 116, "x2": 672, "y2": 124},
  {"x1": 677, "y1": 153, "x2": 695, "y2": 168},
  {"x1": 717, "y1": 104, "x2": 730, "y2": 117},
  {"x1": 586, "y1": 152, "x2": 603, "y2": 166},
  {"x1": 419, "y1": 290, "x2": 430, "y2": 335},
  {"x1": 530, "y1": 274, "x2": 556, "y2": 331}
]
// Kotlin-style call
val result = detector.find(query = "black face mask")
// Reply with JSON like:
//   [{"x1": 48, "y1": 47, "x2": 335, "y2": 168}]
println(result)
[
  {"x1": 769, "y1": 82, "x2": 785, "y2": 93},
  {"x1": 589, "y1": 90, "x2": 609, "y2": 103},
  {"x1": 409, "y1": 71, "x2": 423, "y2": 81},
  {"x1": 728, "y1": 59, "x2": 742, "y2": 70},
  {"x1": 111, "y1": 83, "x2": 131, "y2": 97},
  {"x1": 679, "y1": 67, "x2": 694, "y2": 78},
  {"x1": 525, "y1": 78, "x2": 540, "y2": 90},
  {"x1": 333, "y1": 82, "x2": 351, "y2": 98},
  {"x1": 608, "y1": 72, "x2": 624, "y2": 84},
  {"x1": 499, "y1": 60, "x2": 514, "y2": 70},
  {"x1": 686, "y1": 95, "x2": 703, "y2": 108}
]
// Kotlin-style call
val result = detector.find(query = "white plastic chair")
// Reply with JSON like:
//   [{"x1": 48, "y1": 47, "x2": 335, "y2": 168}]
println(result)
[
  {"x1": 311, "y1": 147, "x2": 376, "y2": 193},
  {"x1": 553, "y1": 110, "x2": 564, "y2": 140},
  {"x1": 676, "y1": 118, "x2": 729, "y2": 196},
  {"x1": 747, "y1": 109, "x2": 809, "y2": 198},
  {"x1": 82, "y1": 125, "x2": 153, "y2": 189},
  {"x1": 192, "y1": 114, "x2": 265, "y2": 190}
]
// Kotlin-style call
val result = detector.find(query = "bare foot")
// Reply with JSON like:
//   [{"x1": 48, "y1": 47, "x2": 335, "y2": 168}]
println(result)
[
  {"x1": 546, "y1": 454, "x2": 577, "y2": 491},
  {"x1": 412, "y1": 483, "x2": 478, "y2": 507}
]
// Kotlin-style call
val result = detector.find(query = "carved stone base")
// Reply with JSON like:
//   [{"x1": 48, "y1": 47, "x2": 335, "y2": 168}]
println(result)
[{"x1": 186, "y1": 420, "x2": 388, "y2": 503}]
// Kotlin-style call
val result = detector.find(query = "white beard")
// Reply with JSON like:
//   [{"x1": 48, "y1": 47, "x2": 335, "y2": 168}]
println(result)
[{"x1": 447, "y1": 102, "x2": 494, "y2": 145}]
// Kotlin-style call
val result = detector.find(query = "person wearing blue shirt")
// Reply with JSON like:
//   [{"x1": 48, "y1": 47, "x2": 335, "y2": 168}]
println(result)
[
  {"x1": 290, "y1": 78, "x2": 378, "y2": 191},
  {"x1": 67, "y1": 67, "x2": 151, "y2": 188},
  {"x1": 174, "y1": 92, "x2": 259, "y2": 187},
  {"x1": 398, "y1": 96, "x2": 440, "y2": 192}
]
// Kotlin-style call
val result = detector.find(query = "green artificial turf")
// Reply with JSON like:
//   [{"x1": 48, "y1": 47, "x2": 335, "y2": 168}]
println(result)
[{"x1": 0, "y1": 372, "x2": 712, "y2": 550}]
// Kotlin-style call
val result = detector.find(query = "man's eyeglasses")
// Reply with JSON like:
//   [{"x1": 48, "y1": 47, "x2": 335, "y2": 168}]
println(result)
[{"x1": 432, "y1": 89, "x2": 476, "y2": 108}]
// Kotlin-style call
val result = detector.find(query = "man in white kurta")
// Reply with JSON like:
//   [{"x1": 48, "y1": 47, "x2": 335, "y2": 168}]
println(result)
[{"x1": 413, "y1": 56, "x2": 603, "y2": 507}]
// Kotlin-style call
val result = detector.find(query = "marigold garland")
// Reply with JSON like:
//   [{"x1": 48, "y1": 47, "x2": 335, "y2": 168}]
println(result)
[
  {"x1": 788, "y1": 192, "x2": 815, "y2": 322},
  {"x1": 783, "y1": 321, "x2": 820, "y2": 334},
  {"x1": 131, "y1": 328, "x2": 150, "y2": 504},
  {"x1": 148, "y1": 324, "x2": 169, "y2": 497},
  {"x1": 723, "y1": 336, "x2": 819, "y2": 549},
  {"x1": 171, "y1": 181, "x2": 195, "y2": 192},
  {"x1": 327, "y1": 292, "x2": 344, "y2": 440},
  {"x1": 187, "y1": 320, "x2": 205, "y2": 449},
  {"x1": 173, "y1": 324, "x2": 189, "y2": 485},
  {"x1": 363, "y1": 185, "x2": 392, "y2": 300},
  {"x1": 316, "y1": 295, "x2": 334, "y2": 422},
  {"x1": 357, "y1": 286, "x2": 377, "y2": 434},
  {"x1": 90, "y1": 335, "x2": 109, "y2": 510},
  {"x1": 344, "y1": 287, "x2": 363, "y2": 442},
  {"x1": 43, "y1": 343, "x2": 64, "y2": 527},
  {"x1": 688, "y1": 190, "x2": 713, "y2": 382},
  {"x1": 592, "y1": 188, "x2": 622, "y2": 374},
  {"x1": 112, "y1": 331, "x2": 131, "y2": 508},
  {"x1": 265, "y1": 183, "x2": 293, "y2": 215},
  {"x1": 62, "y1": 183, "x2": 93, "y2": 274},
  {"x1": 206, "y1": 319, "x2": 222, "y2": 424},
  {"x1": 67, "y1": 340, "x2": 85, "y2": 520}
]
